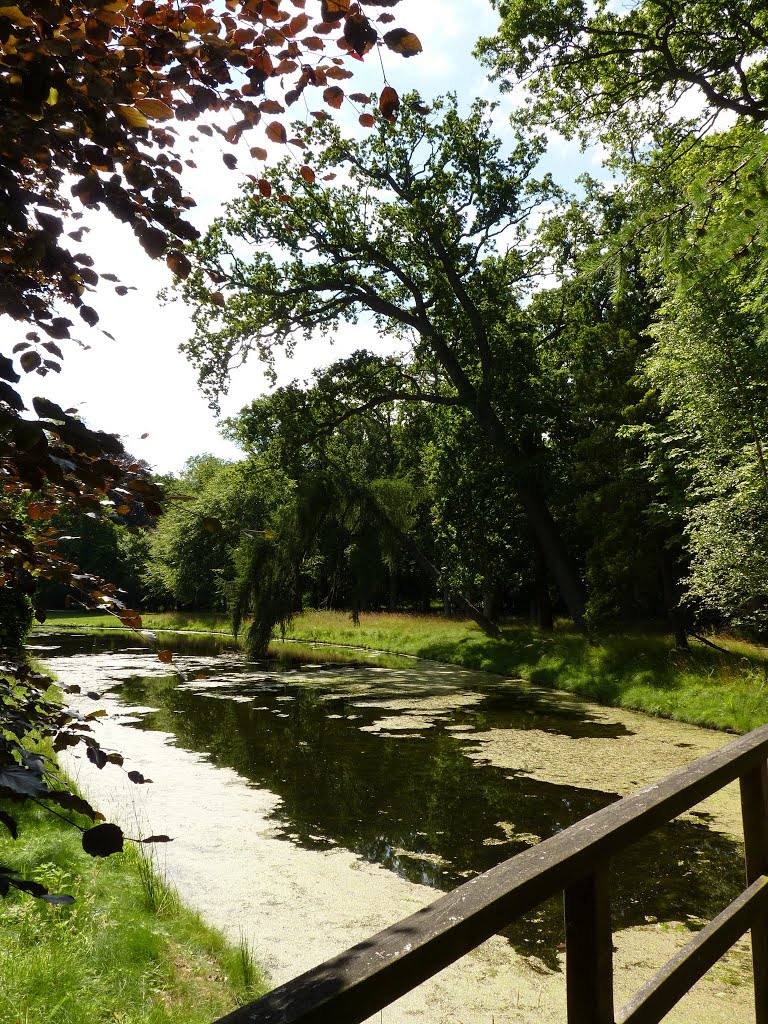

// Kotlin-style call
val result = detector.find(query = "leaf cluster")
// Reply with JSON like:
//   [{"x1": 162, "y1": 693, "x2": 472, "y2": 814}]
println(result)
[
  {"x1": 0, "y1": 656, "x2": 167, "y2": 904},
  {"x1": 480, "y1": 0, "x2": 768, "y2": 152}
]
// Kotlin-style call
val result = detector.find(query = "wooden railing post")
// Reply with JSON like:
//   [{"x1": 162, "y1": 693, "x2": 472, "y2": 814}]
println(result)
[
  {"x1": 740, "y1": 761, "x2": 768, "y2": 1024},
  {"x1": 564, "y1": 866, "x2": 614, "y2": 1024}
]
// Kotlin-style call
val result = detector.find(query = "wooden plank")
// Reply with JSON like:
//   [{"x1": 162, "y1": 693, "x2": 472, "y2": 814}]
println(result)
[
  {"x1": 741, "y1": 762, "x2": 768, "y2": 1024},
  {"x1": 564, "y1": 867, "x2": 614, "y2": 1024},
  {"x1": 214, "y1": 725, "x2": 768, "y2": 1024},
  {"x1": 616, "y1": 874, "x2": 768, "y2": 1024}
]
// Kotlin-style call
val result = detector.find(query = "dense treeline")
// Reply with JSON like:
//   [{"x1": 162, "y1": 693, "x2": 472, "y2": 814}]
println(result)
[{"x1": 22, "y1": 1, "x2": 768, "y2": 657}]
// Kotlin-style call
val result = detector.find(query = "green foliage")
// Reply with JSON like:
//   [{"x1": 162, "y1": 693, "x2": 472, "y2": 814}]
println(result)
[
  {"x1": 142, "y1": 455, "x2": 282, "y2": 610},
  {"x1": 635, "y1": 135, "x2": 768, "y2": 628},
  {"x1": 482, "y1": 0, "x2": 768, "y2": 637},
  {"x1": 0, "y1": 586, "x2": 33, "y2": 648},
  {"x1": 178, "y1": 91, "x2": 588, "y2": 626},
  {"x1": 481, "y1": 0, "x2": 768, "y2": 151}
]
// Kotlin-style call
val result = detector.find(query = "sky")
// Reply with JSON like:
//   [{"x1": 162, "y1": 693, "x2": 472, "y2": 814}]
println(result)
[{"x1": 12, "y1": 0, "x2": 594, "y2": 475}]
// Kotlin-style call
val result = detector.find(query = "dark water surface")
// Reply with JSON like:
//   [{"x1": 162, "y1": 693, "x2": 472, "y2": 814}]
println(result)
[{"x1": 35, "y1": 629, "x2": 745, "y2": 968}]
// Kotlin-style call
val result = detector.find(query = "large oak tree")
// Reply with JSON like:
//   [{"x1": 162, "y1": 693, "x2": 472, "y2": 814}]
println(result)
[{"x1": 179, "y1": 94, "x2": 589, "y2": 626}]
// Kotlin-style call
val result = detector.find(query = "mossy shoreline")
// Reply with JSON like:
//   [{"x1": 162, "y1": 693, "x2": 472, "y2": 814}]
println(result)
[{"x1": 35, "y1": 609, "x2": 768, "y2": 734}]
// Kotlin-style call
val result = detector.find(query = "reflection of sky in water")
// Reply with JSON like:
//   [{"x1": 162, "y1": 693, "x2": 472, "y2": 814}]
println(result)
[{"x1": 37, "y1": 630, "x2": 746, "y2": 969}]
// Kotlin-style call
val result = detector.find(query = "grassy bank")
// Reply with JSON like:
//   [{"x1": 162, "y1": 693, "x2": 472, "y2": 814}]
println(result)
[
  {"x1": 37, "y1": 609, "x2": 768, "y2": 733},
  {"x1": 0, "y1": 784, "x2": 266, "y2": 1024}
]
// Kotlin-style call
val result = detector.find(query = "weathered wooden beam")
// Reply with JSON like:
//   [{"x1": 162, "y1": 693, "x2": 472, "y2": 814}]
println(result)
[
  {"x1": 213, "y1": 725, "x2": 768, "y2": 1024},
  {"x1": 741, "y1": 761, "x2": 768, "y2": 1024},
  {"x1": 564, "y1": 866, "x2": 614, "y2": 1024},
  {"x1": 616, "y1": 874, "x2": 768, "y2": 1024}
]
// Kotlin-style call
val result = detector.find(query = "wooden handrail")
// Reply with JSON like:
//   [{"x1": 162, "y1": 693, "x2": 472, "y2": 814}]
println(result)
[{"x1": 214, "y1": 723, "x2": 768, "y2": 1024}]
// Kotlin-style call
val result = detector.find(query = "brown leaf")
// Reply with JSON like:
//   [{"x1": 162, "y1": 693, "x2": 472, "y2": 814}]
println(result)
[
  {"x1": 250, "y1": 146, "x2": 268, "y2": 160},
  {"x1": 320, "y1": 0, "x2": 349, "y2": 22},
  {"x1": 287, "y1": 12, "x2": 309, "y2": 34},
  {"x1": 79, "y1": 306, "x2": 99, "y2": 327},
  {"x1": 258, "y1": 178, "x2": 272, "y2": 197},
  {"x1": 299, "y1": 165, "x2": 316, "y2": 184},
  {"x1": 166, "y1": 251, "x2": 192, "y2": 278},
  {"x1": 383, "y1": 28, "x2": 422, "y2": 58},
  {"x1": 135, "y1": 98, "x2": 175, "y2": 121},
  {"x1": 118, "y1": 610, "x2": 142, "y2": 630},
  {"x1": 343, "y1": 12, "x2": 377, "y2": 56},
  {"x1": 82, "y1": 823, "x2": 124, "y2": 857},
  {"x1": 359, "y1": 112, "x2": 375, "y2": 127},
  {"x1": 379, "y1": 86, "x2": 400, "y2": 122},
  {"x1": 116, "y1": 105, "x2": 149, "y2": 129},
  {"x1": 137, "y1": 225, "x2": 167, "y2": 258},
  {"x1": 265, "y1": 121, "x2": 287, "y2": 144},
  {"x1": 157, "y1": 649, "x2": 173, "y2": 664},
  {"x1": 20, "y1": 351, "x2": 42, "y2": 373},
  {"x1": 323, "y1": 85, "x2": 344, "y2": 109}
]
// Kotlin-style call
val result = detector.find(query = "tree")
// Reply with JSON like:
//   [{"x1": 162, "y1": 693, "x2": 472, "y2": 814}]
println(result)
[
  {"x1": 141, "y1": 454, "x2": 284, "y2": 609},
  {"x1": 634, "y1": 134, "x2": 768, "y2": 631},
  {"x1": 224, "y1": 373, "x2": 500, "y2": 652},
  {"x1": 179, "y1": 93, "x2": 590, "y2": 627},
  {"x1": 479, "y1": 0, "x2": 768, "y2": 150},
  {"x1": 481, "y1": 0, "x2": 768, "y2": 639}
]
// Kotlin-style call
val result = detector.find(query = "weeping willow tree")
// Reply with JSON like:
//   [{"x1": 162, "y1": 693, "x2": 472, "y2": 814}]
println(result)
[{"x1": 231, "y1": 473, "x2": 419, "y2": 658}]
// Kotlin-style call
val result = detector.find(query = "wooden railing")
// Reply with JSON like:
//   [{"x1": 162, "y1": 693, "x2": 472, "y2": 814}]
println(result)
[{"x1": 214, "y1": 724, "x2": 768, "y2": 1024}]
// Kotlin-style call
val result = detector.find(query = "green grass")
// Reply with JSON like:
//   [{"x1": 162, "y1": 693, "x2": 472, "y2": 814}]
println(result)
[
  {"x1": 0, "y1": 791, "x2": 267, "y2": 1024},
  {"x1": 37, "y1": 609, "x2": 768, "y2": 733},
  {"x1": 37, "y1": 609, "x2": 233, "y2": 634}
]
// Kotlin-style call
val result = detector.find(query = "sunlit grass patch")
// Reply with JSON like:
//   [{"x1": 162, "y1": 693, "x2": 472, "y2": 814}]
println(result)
[{"x1": 0, "y1": 797, "x2": 267, "y2": 1024}]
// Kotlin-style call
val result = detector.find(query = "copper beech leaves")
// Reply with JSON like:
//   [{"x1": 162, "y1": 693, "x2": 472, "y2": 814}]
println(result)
[
  {"x1": 266, "y1": 120, "x2": 288, "y2": 144},
  {"x1": 1, "y1": 0, "x2": 413, "y2": 361},
  {"x1": 82, "y1": 823, "x2": 124, "y2": 857},
  {"x1": 321, "y1": 0, "x2": 350, "y2": 22},
  {"x1": 323, "y1": 85, "x2": 345, "y2": 109},
  {"x1": 135, "y1": 98, "x2": 174, "y2": 121},
  {"x1": 167, "y1": 251, "x2": 192, "y2": 279},
  {"x1": 383, "y1": 28, "x2": 423, "y2": 57},
  {"x1": 344, "y1": 12, "x2": 378, "y2": 56},
  {"x1": 379, "y1": 85, "x2": 400, "y2": 122}
]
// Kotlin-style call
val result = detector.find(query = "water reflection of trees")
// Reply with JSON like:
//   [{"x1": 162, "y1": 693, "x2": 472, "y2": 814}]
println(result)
[{"x1": 120, "y1": 671, "x2": 744, "y2": 970}]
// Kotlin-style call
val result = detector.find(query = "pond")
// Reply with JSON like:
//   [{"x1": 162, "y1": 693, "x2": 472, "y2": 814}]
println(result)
[{"x1": 34, "y1": 630, "x2": 755, "y2": 1023}]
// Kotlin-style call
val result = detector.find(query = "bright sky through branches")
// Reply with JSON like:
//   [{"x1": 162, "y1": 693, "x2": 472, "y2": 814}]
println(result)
[{"x1": 12, "y1": 0, "x2": 589, "y2": 475}]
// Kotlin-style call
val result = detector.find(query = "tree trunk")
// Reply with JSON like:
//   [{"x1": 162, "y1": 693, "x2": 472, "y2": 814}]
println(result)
[
  {"x1": 531, "y1": 536, "x2": 554, "y2": 631},
  {"x1": 659, "y1": 545, "x2": 688, "y2": 649},
  {"x1": 515, "y1": 482, "x2": 585, "y2": 630},
  {"x1": 470, "y1": 399, "x2": 587, "y2": 630},
  {"x1": 482, "y1": 587, "x2": 495, "y2": 622}
]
